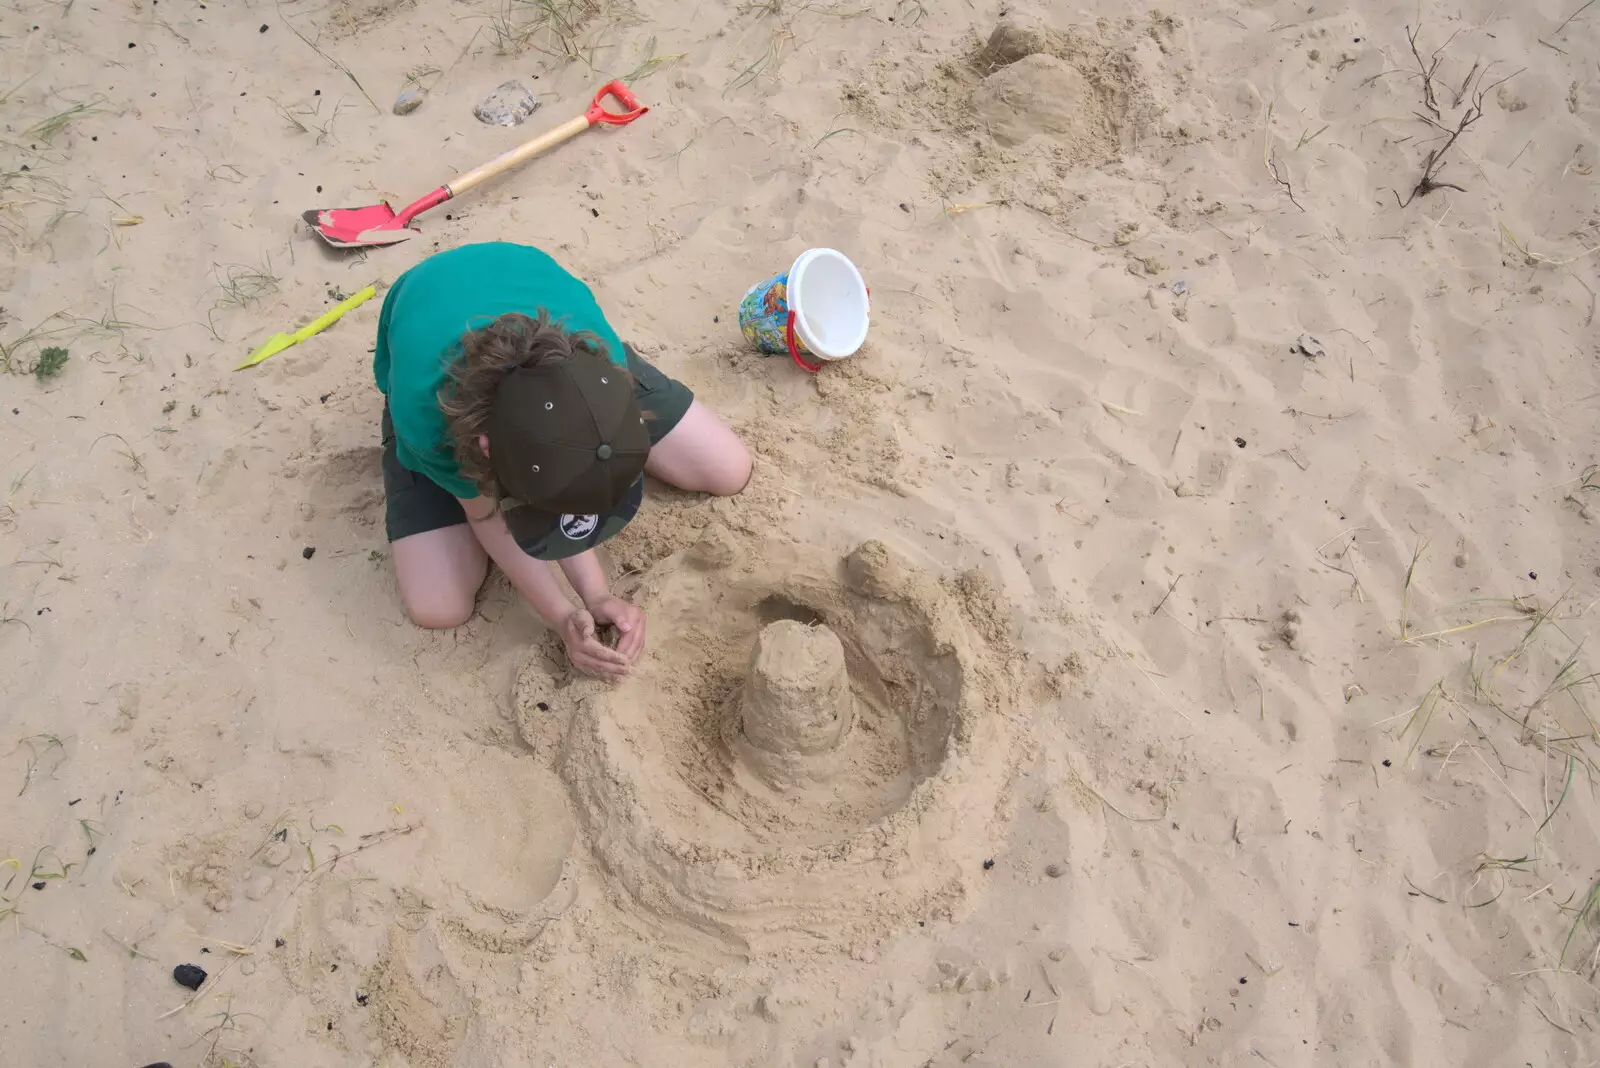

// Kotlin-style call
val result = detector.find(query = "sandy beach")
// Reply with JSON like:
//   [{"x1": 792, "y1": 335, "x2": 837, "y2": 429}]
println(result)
[{"x1": 3, "y1": 0, "x2": 1599, "y2": 1064}]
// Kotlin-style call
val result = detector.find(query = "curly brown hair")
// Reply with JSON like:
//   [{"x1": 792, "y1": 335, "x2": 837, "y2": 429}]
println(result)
[{"x1": 437, "y1": 311, "x2": 616, "y2": 497}]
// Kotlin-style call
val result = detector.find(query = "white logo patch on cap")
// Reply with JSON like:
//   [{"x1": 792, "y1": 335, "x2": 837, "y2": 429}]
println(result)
[{"x1": 559, "y1": 514, "x2": 600, "y2": 540}]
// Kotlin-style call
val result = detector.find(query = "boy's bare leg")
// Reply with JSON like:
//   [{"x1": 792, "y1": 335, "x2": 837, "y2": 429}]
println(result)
[
  {"x1": 390, "y1": 400, "x2": 743, "y2": 634},
  {"x1": 391, "y1": 524, "x2": 489, "y2": 629},
  {"x1": 645, "y1": 400, "x2": 752, "y2": 496}
]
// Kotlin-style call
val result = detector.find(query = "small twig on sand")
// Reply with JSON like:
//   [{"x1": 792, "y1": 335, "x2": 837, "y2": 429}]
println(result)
[
  {"x1": 1260, "y1": 99, "x2": 1305, "y2": 211},
  {"x1": 1532, "y1": 1000, "x2": 1577, "y2": 1036},
  {"x1": 1283, "y1": 405, "x2": 1364, "y2": 421},
  {"x1": 1395, "y1": 106, "x2": 1474, "y2": 205},
  {"x1": 1150, "y1": 575, "x2": 1183, "y2": 616},
  {"x1": 1405, "y1": 875, "x2": 1448, "y2": 903},
  {"x1": 1552, "y1": 0, "x2": 1596, "y2": 38},
  {"x1": 1405, "y1": 24, "x2": 1454, "y2": 119},
  {"x1": 1394, "y1": 27, "x2": 1523, "y2": 207},
  {"x1": 1450, "y1": 60, "x2": 1482, "y2": 109},
  {"x1": 1268, "y1": 152, "x2": 1305, "y2": 211}
]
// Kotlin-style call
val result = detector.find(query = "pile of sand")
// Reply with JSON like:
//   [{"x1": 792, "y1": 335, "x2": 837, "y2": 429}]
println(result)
[{"x1": 846, "y1": 5, "x2": 1176, "y2": 216}]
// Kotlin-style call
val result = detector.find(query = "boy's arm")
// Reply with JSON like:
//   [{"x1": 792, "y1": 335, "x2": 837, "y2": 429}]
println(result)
[{"x1": 457, "y1": 496, "x2": 632, "y2": 679}]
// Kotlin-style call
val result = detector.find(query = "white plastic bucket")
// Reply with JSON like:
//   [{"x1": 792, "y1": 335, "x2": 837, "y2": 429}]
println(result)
[{"x1": 737, "y1": 248, "x2": 870, "y2": 371}]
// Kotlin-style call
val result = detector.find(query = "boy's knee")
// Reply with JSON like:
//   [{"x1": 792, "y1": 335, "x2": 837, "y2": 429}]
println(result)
[
  {"x1": 707, "y1": 442, "x2": 754, "y2": 497},
  {"x1": 405, "y1": 595, "x2": 475, "y2": 630}
]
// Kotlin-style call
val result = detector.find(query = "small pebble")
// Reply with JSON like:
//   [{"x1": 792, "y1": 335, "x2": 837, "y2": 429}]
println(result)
[
  {"x1": 1044, "y1": 862, "x2": 1064, "y2": 878},
  {"x1": 1453, "y1": 553, "x2": 1469, "y2": 568},
  {"x1": 259, "y1": 24, "x2": 268, "y2": 32},
  {"x1": 173, "y1": 963, "x2": 207, "y2": 990},
  {"x1": 982, "y1": 858, "x2": 995, "y2": 871},
  {"x1": 31, "y1": 881, "x2": 45, "y2": 890},
  {"x1": 393, "y1": 87, "x2": 426, "y2": 115},
  {"x1": 302, "y1": 546, "x2": 316, "y2": 559},
  {"x1": 1235, "y1": 437, "x2": 1247, "y2": 448},
  {"x1": 1171, "y1": 278, "x2": 1189, "y2": 297}
]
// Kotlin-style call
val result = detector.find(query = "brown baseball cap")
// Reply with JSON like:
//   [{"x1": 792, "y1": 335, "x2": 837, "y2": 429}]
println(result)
[{"x1": 487, "y1": 349, "x2": 651, "y2": 557}]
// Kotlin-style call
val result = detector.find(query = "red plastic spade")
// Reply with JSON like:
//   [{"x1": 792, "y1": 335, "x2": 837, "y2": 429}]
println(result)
[{"x1": 303, "y1": 80, "x2": 647, "y2": 249}]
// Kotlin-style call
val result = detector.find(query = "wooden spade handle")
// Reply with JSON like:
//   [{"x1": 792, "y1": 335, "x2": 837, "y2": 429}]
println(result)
[{"x1": 446, "y1": 114, "x2": 593, "y2": 198}]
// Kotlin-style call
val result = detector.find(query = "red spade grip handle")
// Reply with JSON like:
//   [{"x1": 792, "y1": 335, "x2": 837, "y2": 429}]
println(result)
[{"x1": 587, "y1": 81, "x2": 648, "y2": 126}]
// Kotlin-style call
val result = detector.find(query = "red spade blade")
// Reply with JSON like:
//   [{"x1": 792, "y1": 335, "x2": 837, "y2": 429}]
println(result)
[{"x1": 301, "y1": 203, "x2": 419, "y2": 248}]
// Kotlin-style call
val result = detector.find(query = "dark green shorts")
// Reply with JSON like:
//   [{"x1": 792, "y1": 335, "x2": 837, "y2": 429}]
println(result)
[{"x1": 382, "y1": 346, "x2": 692, "y2": 546}]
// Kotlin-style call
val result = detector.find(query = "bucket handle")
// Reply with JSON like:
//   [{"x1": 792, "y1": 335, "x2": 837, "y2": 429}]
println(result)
[{"x1": 785, "y1": 311, "x2": 824, "y2": 373}]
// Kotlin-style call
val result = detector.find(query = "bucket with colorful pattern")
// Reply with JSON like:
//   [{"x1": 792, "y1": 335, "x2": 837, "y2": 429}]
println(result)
[{"x1": 737, "y1": 248, "x2": 869, "y2": 372}]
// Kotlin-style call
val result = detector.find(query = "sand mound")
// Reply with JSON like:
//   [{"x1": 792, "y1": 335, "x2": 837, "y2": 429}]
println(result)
[
  {"x1": 965, "y1": 16, "x2": 1163, "y2": 161},
  {"x1": 515, "y1": 541, "x2": 1017, "y2": 956},
  {"x1": 972, "y1": 54, "x2": 1095, "y2": 148},
  {"x1": 845, "y1": 12, "x2": 1171, "y2": 214},
  {"x1": 975, "y1": 11, "x2": 1053, "y2": 71}
]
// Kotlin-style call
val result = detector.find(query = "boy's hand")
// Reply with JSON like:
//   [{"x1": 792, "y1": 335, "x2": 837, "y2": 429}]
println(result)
[
  {"x1": 586, "y1": 595, "x2": 648, "y2": 664},
  {"x1": 559, "y1": 608, "x2": 632, "y2": 680}
]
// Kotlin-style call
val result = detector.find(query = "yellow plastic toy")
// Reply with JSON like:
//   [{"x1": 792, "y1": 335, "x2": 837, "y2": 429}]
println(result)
[{"x1": 235, "y1": 284, "x2": 377, "y2": 370}]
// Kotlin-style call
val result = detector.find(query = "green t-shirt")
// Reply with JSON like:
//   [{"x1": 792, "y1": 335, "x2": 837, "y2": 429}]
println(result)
[{"x1": 373, "y1": 242, "x2": 627, "y2": 499}]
